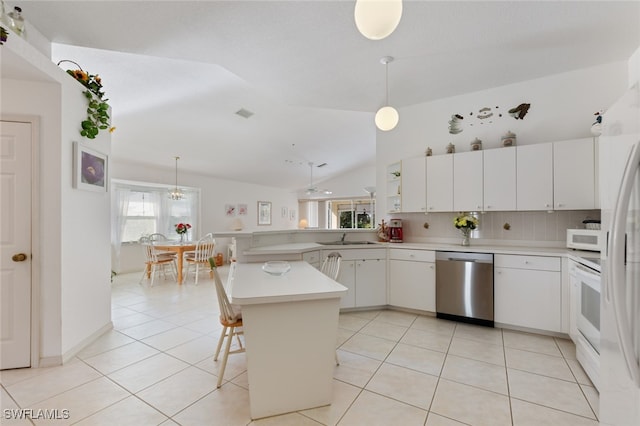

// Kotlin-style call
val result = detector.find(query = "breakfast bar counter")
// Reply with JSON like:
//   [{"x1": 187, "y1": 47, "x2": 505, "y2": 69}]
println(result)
[{"x1": 230, "y1": 261, "x2": 347, "y2": 419}]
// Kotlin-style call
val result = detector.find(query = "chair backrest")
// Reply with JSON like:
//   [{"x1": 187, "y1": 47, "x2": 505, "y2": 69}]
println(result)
[
  {"x1": 149, "y1": 233, "x2": 168, "y2": 242},
  {"x1": 194, "y1": 233, "x2": 215, "y2": 261},
  {"x1": 140, "y1": 235, "x2": 165, "y2": 263},
  {"x1": 320, "y1": 251, "x2": 342, "y2": 281},
  {"x1": 211, "y1": 261, "x2": 241, "y2": 323}
]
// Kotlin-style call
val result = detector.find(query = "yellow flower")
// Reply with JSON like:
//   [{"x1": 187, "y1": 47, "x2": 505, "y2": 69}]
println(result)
[{"x1": 109, "y1": 126, "x2": 116, "y2": 133}]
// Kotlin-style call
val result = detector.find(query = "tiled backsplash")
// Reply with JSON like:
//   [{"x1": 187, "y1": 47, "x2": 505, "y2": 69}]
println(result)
[{"x1": 391, "y1": 210, "x2": 601, "y2": 245}]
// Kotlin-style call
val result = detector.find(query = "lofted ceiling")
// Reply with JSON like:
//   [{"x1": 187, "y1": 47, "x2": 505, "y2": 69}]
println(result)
[{"x1": 8, "y1": 0, "x2": 640, "y2": 191}]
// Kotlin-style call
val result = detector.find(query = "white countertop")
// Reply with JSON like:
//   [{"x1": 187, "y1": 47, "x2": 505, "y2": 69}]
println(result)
[
  {"x1": 230, "y1": 261, "x2": 348, "y2": 305},
  {"x1": 243, "y1": 240, "x2": 590, "y2": 258}
]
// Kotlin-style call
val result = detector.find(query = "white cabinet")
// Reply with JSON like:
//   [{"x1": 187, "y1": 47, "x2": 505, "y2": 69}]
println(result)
[
  {"x1": 484, "y1": 147, "x2": 516, "y2": 211},
  {"x1": 386, "y1": 162, "x2": 401, "y2": 213},
  {"x1": 454, "y1": 150, "x2": 483, "y2": 212},
  {"x1": 494, "y1": 254, "x2": 562, "y2": 332},
  {"x1": 302, "y1": 250, "x2": 320, "y2": 269},
  {"x1": 401, "y1": 156, "x2": 427, "y2": 212},
  {"x1": 553, "y1": 138, "x2": 595, "y2": 210},
  {"x1": 389, "y1": 249, "x2": 435, "y2": 312},
  {"x1": 326, "y1": 249, "x2": 387, "y2": 309},
  {"x1": 426, "y1": 155, "x2": 453, "y2": 212},
  {"x1": 517, "y1": 143, "x2": 554, "y2": 211}
]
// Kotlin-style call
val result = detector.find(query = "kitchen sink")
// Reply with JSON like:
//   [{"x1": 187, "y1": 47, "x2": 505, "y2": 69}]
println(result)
[{"x1": 317, "y1": 241, "x2": 377, "y2": 245}]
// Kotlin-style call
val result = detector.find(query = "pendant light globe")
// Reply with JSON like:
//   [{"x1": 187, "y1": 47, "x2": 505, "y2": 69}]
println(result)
[
  {"x1": 354, "y1": 0, "x2": 403, "y2": 40},
  {"x1": 375, "y1": 106, "x2": 399, "y2": 131},
  {"x1": 375, "y1": 56, "x2": 398, "y2": 131}
]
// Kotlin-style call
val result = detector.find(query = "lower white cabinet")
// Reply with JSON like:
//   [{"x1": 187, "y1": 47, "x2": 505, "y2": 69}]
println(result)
[
  {"x1": 302, "y1": 250, "x2": 320, "y2": 269},
  {"x1": 324, "y1": 249, "x2": 386, "y2": 309},
  {"x1": 494, "y1": 254, "x2": 562, "y2": 332},
  {"x1": 389, "y1": 249, "x2": 435, "y2": 312}
]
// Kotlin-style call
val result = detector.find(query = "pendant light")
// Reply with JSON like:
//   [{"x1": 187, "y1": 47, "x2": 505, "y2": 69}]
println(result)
[
  {"x1": 168, "y1": 156, "x2": 184, "y2": 200},
  {"x1": 375, "y1": 56, "x2": 399, "y2": 131},
  {"x1": 354, "y1": 0, "x2": 403, "y2": 40}
]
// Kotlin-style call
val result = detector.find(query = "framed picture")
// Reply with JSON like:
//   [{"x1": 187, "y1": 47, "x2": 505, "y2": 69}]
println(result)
[
  {"x1": 289, "y1": 209, "x2": 296, "y2": 221},
  {"x1": 258, "y1": 201, "x2": 271, "y2": 226},
  {"x1": 225, "y1": 204, "x2": 236, "y2": 216},
  {"x1": 73, "y1": 142, "x2": 108, "y2": 192},
  {"x1": 238, "y1": 204, "x2": 248, "y2": 215},
  {"x1": 281, "y1": 206, "x2": 288, "y2": 218}
]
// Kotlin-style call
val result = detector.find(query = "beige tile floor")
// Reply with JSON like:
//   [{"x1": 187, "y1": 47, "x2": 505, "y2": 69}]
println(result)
[{"x1": 1, "y1": 266, "x2": 599, "y2": 425}]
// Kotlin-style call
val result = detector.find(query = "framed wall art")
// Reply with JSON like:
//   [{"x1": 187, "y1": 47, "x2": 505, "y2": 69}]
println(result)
[
  {"x1": 225, "y1": 204, "x2": 236, "y2": 216},
  {"x1": 238, "y1": 204, "x2": 248, "y2": 215},
  {"x1": 73, "y1": 142, "x2": 108, "y2": 192},
  {"x1": 258, "y1": 201, "x2": 271, "y2": 226}
]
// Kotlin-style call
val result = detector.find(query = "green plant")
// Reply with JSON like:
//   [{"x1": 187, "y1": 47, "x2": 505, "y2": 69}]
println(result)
[
  {"x1": 453, "y1": 212, "x2": 479, "y2": 230},
  {"x1": 0, "y1": 26, "x2": 8, "y2": 45},
  {"x1": 59, "y1": 60, "x2": 115, "y2": 139}
]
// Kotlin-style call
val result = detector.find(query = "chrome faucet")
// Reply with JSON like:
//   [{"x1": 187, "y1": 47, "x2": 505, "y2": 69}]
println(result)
[{"x1": 341, "y1": 233, "x2": 347, "y2": 242}]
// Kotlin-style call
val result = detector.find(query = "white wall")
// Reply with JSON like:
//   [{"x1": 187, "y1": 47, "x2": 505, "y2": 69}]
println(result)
[
  {"x1": 2, "y1": 35, "x2": 112, "y2": 364},
  {"x1": 297, "y1": 162, "x2": 376, "y2": 200},
  {"x1": 110, "y1": 159, "x2": 300, "y2": 272},
  {"x1": 376, "y1": 61, "x2": 629, "y2": 242}
]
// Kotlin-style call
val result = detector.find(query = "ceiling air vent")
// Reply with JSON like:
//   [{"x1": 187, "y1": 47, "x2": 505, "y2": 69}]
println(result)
[{"x1": 235, "y1": 108, "x2": 254, "y2": 119}]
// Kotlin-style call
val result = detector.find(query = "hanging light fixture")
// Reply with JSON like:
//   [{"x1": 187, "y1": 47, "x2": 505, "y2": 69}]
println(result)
[
  {"x1": 354, "y1": 0, "x2": 403, "y2": 40},
  {"x1": 375, "y1": 56, "x2": 399, "y2": 131},
  {"x1": 168, "y1": 156, "x2": 184, "y2": 200}
]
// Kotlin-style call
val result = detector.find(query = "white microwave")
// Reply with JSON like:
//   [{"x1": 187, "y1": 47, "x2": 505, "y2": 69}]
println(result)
[{"x1": 567, "y1": 229, "x2": 605, "y2": 252}]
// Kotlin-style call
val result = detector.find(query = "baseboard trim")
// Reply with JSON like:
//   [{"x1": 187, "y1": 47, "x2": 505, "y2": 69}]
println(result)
[{"x1": 60, "y1": 321, "x2": 114, "y2": 364}]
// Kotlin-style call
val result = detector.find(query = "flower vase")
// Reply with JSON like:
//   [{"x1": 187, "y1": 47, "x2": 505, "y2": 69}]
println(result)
[
  {"x1": 460, "y1": 228, "x2": 471, "y2": 246},
  {"x1": 180, "y1": 233, "x2": 185, "y2": 243}
]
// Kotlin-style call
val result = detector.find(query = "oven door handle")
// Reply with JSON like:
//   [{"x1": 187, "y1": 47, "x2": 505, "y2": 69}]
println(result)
[{"x1": 608, "y1": 141, "x2": 640, "y2": 387}]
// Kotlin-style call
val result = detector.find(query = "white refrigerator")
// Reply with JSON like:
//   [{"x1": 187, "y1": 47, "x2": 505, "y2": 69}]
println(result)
[{"x1": 599, "y1": 82, "x2": 640, "y2": 426}]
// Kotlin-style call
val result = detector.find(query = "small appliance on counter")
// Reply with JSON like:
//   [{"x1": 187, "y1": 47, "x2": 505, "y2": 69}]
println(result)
[
  {"x1": 389, "y1": 219, "x2": 403, "y2": 243},
  {"x1": 566, "y1": 228, "x2": 605, "y2": 252}
]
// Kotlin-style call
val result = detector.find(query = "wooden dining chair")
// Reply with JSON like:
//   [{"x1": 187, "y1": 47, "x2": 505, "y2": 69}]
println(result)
[
  {"x1": 184, "y1": 233, "x2": 215, "y2": 284},
  {"x1": 210, "y1": 259, "x2": 245, "y2": 388},
  {"x1": 139, "y1": 236, "x2": 177, "y2": 286},
  {"x1": 148, "y1": 233, "x2": 173, "y2": 256},
  {"x1": 320, "y1": 251, "x2": 342, "y2": 365}
]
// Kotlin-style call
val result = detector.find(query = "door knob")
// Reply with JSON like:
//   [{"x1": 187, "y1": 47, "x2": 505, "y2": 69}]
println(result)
[{"x1": 12, "y1": 253, "x2": 28, "y2": 262}]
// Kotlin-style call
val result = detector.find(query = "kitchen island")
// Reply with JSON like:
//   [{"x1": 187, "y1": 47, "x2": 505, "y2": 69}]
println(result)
[{"x1": 230, "y1": 261, "x2": 347, "y2": 419}]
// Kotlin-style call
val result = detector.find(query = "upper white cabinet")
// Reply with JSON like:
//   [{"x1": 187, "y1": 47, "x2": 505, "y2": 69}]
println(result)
[
  {"x1": 398, "y1": 137, "x2": 596, "y2": 213},
  {"x1": 386, "y1": 162, "x2": 401, "y2": 213},
  {"x1": 426, "y1": 155, "x2": 453, "y2": 212},
  {"x1": 401, "y1": 157, "x2": 427, "y2": 213},
  {"x1": 484, "y1": 147, "x2": 516, "y2": 211},
  {"x1": 553, "y1": 138, "x2": 595, "y2": 210},
  {"x1": 517, "y1": 143, "x2": 554, "y2": 210},
  {"x1": 453, "y1": 151, "x2": 483, "y2": 212}
]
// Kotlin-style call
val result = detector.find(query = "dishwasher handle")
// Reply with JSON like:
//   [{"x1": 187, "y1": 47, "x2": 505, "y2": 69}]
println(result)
[{"x1": 436, "y1": 251, "x2": 493, "y2": 264}]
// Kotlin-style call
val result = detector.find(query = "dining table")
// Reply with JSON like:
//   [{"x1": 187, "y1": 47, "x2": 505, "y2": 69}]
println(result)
[{"x1": 151, "y1": 242, "x2": 196, "y2": 284}]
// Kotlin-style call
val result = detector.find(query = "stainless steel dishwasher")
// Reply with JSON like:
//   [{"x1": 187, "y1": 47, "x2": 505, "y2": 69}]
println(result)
[{"x1": 435, "y1": 251, "x2": 494, "y2": 327}]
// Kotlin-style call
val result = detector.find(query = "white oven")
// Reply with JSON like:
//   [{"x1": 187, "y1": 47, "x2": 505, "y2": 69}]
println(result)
[{"x1": 569, "y1": 256, "x2": 601, "y2": 390}]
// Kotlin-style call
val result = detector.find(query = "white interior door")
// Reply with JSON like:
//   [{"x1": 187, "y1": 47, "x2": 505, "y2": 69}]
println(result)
[{"x1": 1, "y1": 120, "x2": 32, "y2": 369}]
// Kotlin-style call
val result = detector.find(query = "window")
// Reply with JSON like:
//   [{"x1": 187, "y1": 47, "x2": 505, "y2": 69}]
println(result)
[
  {"x1": 121, "y1": 191, "x2": 156, "y2": 242},
  {"x1": 330, "y1": 198, "x2": 375, "y2": 229},
  {"x1": 112, "y1": 180, "x2": 200, "y2": 243}
]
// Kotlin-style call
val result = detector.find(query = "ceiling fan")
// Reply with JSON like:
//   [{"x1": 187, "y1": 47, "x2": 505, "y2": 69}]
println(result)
[{"x1": 305, "y1": 162, "x2": 332, "y2": 195}]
